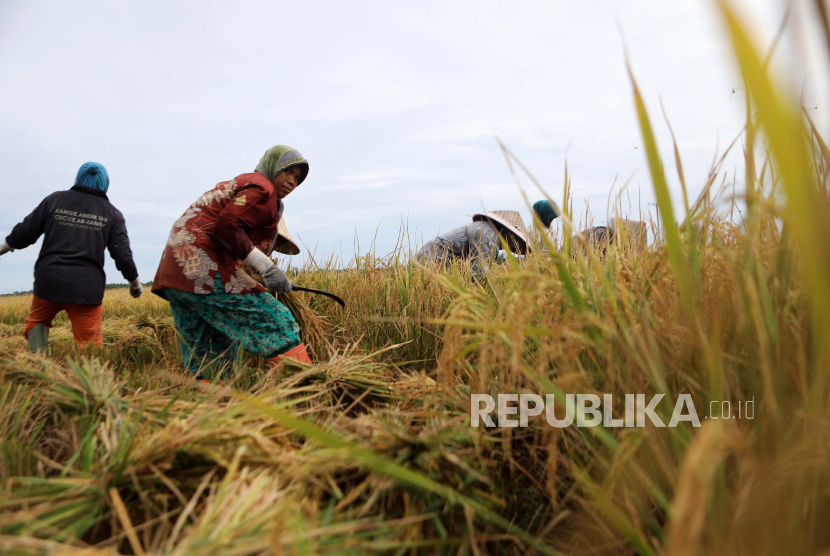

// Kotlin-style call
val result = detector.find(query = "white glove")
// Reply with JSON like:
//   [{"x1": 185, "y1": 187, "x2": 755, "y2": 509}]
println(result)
[
  {"x1": 0, "y1": 241, "x2": 13, "y2": 257},
  {"x1": 244, "y1": 248, "x2": 292, "y2": 294},
  {"x1": 129, "y1": 277, "x2": 144, "y2": 298}
]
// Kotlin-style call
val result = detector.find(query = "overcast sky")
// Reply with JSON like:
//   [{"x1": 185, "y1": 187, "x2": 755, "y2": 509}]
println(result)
[{"x1": 1, "y1": 0, "x2": 827, "y2": 293}]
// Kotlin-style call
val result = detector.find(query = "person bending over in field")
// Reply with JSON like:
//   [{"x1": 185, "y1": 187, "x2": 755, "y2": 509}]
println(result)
[
  {"x1": 415, "y1": 200, "x2": 559, "y2": 276},
  {"x1": 571, "y1": 218, "x2": 646, "y2": 258},
  {"x1": 151, "y1": 145, "x2": 311, "y2": 381},
  {"x1": 0, "y1": 162, "x2": 142, "y2": 353}
]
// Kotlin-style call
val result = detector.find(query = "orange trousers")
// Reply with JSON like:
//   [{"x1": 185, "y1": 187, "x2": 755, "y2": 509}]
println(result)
[{"x1": 24, "y1": 295, "x2": 103, "y2": 346}]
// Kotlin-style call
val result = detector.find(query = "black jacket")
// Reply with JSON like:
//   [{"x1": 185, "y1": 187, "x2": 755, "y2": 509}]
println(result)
[{"x1": 6, "y1": 185, "x2": 138, "y2": 305}]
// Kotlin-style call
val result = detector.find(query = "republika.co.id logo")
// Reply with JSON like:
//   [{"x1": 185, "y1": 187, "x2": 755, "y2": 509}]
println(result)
[{"x1": 471, "y1": 393, "x2": 754, "y2": 428}]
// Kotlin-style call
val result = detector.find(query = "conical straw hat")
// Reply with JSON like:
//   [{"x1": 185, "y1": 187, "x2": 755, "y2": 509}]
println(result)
[
  {"x1": 472, "y1": 210, "x2": 532, "y2": 252},
  {"x1": 274, "y1": 218, "x2": 300, "y2": 255}
]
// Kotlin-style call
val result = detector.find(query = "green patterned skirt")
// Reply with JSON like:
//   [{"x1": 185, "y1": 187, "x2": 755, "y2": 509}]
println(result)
[{"x1": 166, "y1": 277, "x2": 301, "y2": 377}]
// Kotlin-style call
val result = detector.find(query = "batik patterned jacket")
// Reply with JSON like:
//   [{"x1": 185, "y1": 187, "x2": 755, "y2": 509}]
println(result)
[{"x1": 152, "y1": 172, "x2": 283, "y2": 298}]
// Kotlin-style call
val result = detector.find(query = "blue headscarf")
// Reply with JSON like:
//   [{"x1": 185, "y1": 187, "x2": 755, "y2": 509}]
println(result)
[
  {"x1": 533, "y1": 200, "x2": 559, "y2": 227},
  {"x1": 75, "y1": 162, "x2": 109, "y2": 193}
]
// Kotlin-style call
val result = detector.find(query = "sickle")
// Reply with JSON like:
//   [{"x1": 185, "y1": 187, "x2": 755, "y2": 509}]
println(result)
[{"x1": 289, "y1": 284, "x2": 345, "y2": 308}]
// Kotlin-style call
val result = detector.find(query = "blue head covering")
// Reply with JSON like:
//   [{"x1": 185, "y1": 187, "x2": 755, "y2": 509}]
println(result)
[
  {"x1": 75, "y1": 162, "x2": 109, "y2": 193},
  {"x1": 533, "y1": 200, "x2": 559, "y2": 227}
]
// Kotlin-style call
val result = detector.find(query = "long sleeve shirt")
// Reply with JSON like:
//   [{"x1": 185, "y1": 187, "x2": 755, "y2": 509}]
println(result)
[
  {"x1": 415, "y1": 221, "x2": 501, "y2": 276},
  {"x1": 6, "y1": 185, "x2": 138, "y2": 305},
  {"x1": 151, "y1": 172, "x2": 283, "y2": 298}
]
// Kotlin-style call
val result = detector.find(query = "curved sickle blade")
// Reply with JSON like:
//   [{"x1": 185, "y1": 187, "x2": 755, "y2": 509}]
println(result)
[{"x1": 289, "y1": 284, "x2": 345, "y2": 308}]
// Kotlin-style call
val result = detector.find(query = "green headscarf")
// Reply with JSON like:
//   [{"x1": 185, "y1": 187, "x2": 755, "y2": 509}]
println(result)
[
  {"x1": 254, "y1": 145, "x2": 309, "y2": 186},
  {"x1": 532, "y1": 200, "x2": 560, "y2": 228}
]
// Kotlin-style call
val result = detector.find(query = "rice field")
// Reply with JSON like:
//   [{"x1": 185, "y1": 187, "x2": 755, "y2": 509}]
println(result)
[{"x1": 2, "y1": 4, "x2": 830, "y2": 555}]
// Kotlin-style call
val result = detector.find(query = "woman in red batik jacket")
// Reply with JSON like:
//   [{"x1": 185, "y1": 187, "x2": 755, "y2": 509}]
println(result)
[{"x1": 152, "y1": 145, "x2": 311, "y2": 378}]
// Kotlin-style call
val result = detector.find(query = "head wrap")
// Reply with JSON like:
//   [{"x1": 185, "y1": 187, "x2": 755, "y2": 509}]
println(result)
[
  {"x1": 75, "y1": 162, "x2": 110, "y2": 193},
  {"x1": 254, "y1": 145, "x2": 309, "y2": 186},
  {"x1": 533, "y1": 200, "x2": 559, "y2": 227}
]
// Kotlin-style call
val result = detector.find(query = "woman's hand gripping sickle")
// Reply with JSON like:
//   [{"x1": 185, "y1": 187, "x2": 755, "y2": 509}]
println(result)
[{"x1": 244, "y1": 248, "x2": 292, "y2": 293}]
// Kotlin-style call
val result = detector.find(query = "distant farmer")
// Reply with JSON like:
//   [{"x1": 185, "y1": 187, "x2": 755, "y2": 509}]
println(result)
[
  {"x1": 572, "y1": 226, "x2": 612, "y2": 258},
  {"x1": 572, "y1": 219, "x2": 647, "y2": 258},
  {"x1": 0, "y1": 162, "x2": 142, "y2": 353},
  {"x1": 415, "y1": 199, "x2": 559, "y2": 275},
  {"x1": 151, "y1": 145, "x2": 311, "y2": 379},
  {"x1": 529, "y1": 199, "x2": 561, "y2": 252}
]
